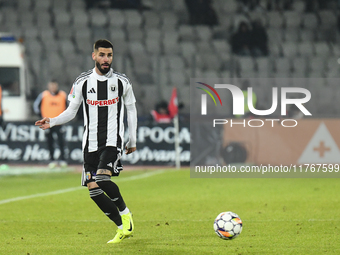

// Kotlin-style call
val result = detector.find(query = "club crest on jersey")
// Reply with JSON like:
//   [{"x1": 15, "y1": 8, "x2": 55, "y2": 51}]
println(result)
[
  {"x1": 110, "y1": 85, "x2": 116, "y2": 92},
  {"x1": 86, "y1": 172, "x2": 91, "y2": 180},
  {"x1": 86, "y1": 97, "x2": 119, "y2": 107}
]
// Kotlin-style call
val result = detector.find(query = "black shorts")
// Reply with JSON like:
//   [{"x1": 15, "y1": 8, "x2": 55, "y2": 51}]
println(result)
[{"x1": 81, "y1": 146, "x2": 123, "y2": 186}]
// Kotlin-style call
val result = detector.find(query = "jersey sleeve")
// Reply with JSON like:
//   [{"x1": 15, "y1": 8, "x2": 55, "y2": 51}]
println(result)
[
  {"x1": 49, "y1": 101, "x2": 80, "y2": 127},
  {"x1": 68, "y1": 80, "x2": 83, "y2": 105},
  {"x1": 125, "y1": 103, "x2": 137, "y2": 148},
  {"x1": 123, "y1": 81, "x2": 136, "y2": 105}
]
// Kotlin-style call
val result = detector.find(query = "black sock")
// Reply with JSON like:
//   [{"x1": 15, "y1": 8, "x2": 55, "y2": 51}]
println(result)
[
  {"x1": 89, "y1": 187, "x2": 122, "y2": 226},
  {"x1": 95, "y1": 175, "x2": 127, "y2": 211}
]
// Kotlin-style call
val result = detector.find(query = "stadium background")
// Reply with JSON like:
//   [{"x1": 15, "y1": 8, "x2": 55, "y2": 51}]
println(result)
[
  {"x1": 1, "y1": 2, "x2": 340, "y2": 254},
  {"x1": 0, "y1": 0, "x2": 340, "y2": 165}
]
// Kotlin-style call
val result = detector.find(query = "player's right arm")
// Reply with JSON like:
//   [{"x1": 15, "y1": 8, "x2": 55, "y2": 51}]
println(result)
[
  {"x1": 35, "y1": 117, "x2": 51, "y2": 130},
  {"x1": 35, "y1": 101, "x2": 80, "y2": 130},
  {"x1": 35, "y1": 80, "x2": 83, "y2": 130}
]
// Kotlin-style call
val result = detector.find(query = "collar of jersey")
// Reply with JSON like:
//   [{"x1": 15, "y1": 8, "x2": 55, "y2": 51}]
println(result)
[{"x1": 92, "y1": 67, "x2": 113, "y2": 80}]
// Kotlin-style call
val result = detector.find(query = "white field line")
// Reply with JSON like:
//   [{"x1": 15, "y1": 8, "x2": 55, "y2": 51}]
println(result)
[
  {"x1": 0, "y1": 187, "x2": 83, "y2": 205},
  {"x1": 0, "y1": 167, "x2": 72, "y2": 176},
  {"x1": 1, "y1": 218, "x2": 338, "y2": 223},
  {"x1": 0, "y1": 169, "x2": 166, "y2": 205}
]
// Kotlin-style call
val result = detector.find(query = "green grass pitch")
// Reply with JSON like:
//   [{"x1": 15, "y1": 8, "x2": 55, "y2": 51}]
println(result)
[{"x1": 0, "y1": 167, "x2": 339, "y2": 255}]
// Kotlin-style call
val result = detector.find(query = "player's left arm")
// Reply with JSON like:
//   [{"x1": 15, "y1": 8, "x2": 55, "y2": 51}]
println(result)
[
  {"x1": 123, "y1": 83, "x2": 137, "y2": 155},
  {"x1": 125, "y1": 103, "x2": 137, "y2": 154}
]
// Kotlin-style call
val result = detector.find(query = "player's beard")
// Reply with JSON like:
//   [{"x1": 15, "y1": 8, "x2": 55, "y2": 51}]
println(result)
[{"x1": 96, "y1": 61, "x2": 111, "y2": 74}]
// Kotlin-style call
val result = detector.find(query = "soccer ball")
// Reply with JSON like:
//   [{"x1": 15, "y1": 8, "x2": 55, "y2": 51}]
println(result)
[{"x1": 214, "y1": 211, "x2": 243, "y2": 240}]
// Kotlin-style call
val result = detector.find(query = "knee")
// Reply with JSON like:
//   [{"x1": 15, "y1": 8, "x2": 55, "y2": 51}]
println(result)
[
  {"x1": 95, "y1": 174, "x2": 111, "y2": 187},
  {"x1": 95, "y1": 174, "x2": 111, "y2": 182}
]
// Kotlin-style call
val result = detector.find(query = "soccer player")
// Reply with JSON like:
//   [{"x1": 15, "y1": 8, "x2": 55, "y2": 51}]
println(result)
[{"x1": 35, "y1": 39, "x2": 137, "y2": 244}]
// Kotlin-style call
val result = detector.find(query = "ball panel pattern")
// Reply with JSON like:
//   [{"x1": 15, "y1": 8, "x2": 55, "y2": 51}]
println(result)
[{"x1": 213, "y1": 211, "x2": 243, "y2": 240}]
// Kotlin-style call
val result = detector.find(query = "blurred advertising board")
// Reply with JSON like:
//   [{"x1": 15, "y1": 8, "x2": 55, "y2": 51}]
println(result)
[{"x1": 0, "y1": 122, "x2": 190, "y2": 165}]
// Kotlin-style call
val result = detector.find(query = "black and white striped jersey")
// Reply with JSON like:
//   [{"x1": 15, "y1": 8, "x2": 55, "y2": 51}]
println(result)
[{"x1": 69, "y1": 68, "x2": 136, "y2": 152}]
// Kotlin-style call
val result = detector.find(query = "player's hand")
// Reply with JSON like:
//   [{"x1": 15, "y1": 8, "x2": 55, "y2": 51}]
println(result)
[
  {"x1": 35, "y1": 117, "x2": 51, "y2": 130},
  {"x1": 125, "y1": 146, "x2": 136, "y2": 155}
]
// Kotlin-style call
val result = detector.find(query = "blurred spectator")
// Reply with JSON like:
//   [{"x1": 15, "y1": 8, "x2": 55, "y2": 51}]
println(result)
[
  {"x1": 317, "y1": 0, "x2": 334, "y2": 9},
  {"x1": 86, "y1": 0, "x2": 111, "y2": 8},
  {"x1": 185, "y1": 0, "x2": 218, "y2": 26},
  {"x1": 304, "y1": 0, "x2": 317, "y2": 12},
  {"x1": 151, "y1": 101, "x2": 172, "y2": 123},
  {"x1": 231, "y1": 20, "x2": 268, "y2": 57},
  {"x1": 33, "y1": 80, "x2": 68, "y2": 167},
  {"x1": 303, "y1": 0, "x2": 334, "y2": 12},
  {"x1": 266, "y1": 0, "x2": 293, "y2": 10},
  {"x1": 231, "y1": 22, "x2": 252, "y2": 56},
  {"x1": 250, "y1": 19, "x2": 268, "y2": 56},
  {"x1": 150, "y1": 100, "x2": 184, "y2": 123},
  {"x1": 185, "y1": 0, "x2": 200, "y2": 25},
  {"x1": 86, "y1": 0, "x2": 146, "y2": 9},
  {"x1": 111, "y1": 0, "x2": 147, "y2": 9},
  {"x1": 241, "y1": 0, "x2": 261, "y2": 11}
]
